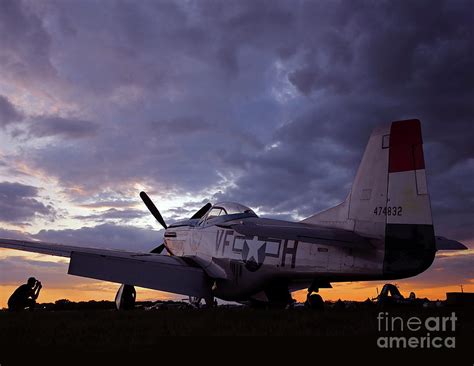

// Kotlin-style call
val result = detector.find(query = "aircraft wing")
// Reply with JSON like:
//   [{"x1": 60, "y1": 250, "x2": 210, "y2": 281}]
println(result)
[
  {"x1": 219, "y1": 218, "x2": 372, "y2": 249},
  {"x1": 0, "y1": 238, "x2": 212, "y2": 298}
]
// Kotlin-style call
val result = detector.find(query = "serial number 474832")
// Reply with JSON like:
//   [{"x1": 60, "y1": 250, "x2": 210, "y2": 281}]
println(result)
[{"x1": 373, "y1": 206, "x2": 402, "y2": 216}]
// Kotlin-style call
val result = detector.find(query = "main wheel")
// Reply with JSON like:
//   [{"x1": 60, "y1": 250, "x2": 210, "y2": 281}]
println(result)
[
  {"x1": 115, "y1": 284, "x2": 136, "y2": 310},
  {"x1": 305, "y1": 294, "x2": 324, "y2": 310}
]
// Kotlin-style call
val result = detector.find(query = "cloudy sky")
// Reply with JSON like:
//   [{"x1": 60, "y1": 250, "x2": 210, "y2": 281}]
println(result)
[{"x1": 0, "y1": 0, "x2": 473, "y2": 306}]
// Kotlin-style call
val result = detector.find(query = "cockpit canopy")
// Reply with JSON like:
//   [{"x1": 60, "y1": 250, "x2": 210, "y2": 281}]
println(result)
[
  {"x1": 205, "y1": 202, "x2": 258, "y2": 220},
  {"x1": 167, "y1": 202, "x2": 257, "y2": 228}
]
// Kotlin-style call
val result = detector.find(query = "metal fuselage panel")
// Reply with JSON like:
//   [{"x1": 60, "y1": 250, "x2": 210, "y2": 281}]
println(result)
[{"x1": 164, "y1": 224, "x2": 385, "y2": 301}]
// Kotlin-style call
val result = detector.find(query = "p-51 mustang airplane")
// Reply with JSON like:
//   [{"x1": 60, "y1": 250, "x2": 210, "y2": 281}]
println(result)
[{"x1": 0, "y1": 119, "x2": 467, "y2": 308}]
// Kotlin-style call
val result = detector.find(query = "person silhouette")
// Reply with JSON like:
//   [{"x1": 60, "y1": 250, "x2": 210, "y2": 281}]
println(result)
[{"x1": 8, "y1": 277, "x2": 42, "y2": 312}]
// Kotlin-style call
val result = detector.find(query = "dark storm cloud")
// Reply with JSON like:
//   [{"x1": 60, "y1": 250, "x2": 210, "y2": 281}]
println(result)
[
  {"x1": 1, "y1": 0, "x2": 472, "y2": 244},
  {"x1": 26, "y1": 116, "x2": 98, "y2": 139},
  {"x1": 429, "y1": 159, "x2": 474, "y2": 241},
  {"x1": 34, "y1": 223, "x2": 162, "y2": 252},
  {"x1": 213, "y1": 135, "x2": 354, "y2": 216},
  {"x1": 0, "y1": 228, "x2": 32, "y2": 241},
  {"x1": 215, "y1": 0, "x2": 474, "y2": 233},
  {"x1": 0, "y1": 182, "x2": 56, "y2": 223},
  {"x1": 25, "y1": 114, "x2": 263, "y2": 193},
  {"x1": 0, "y1": 95, "x2": 22, "y2": 127},
  {"x1": 73, "y1": 208, "x2": 147, "y2": 222},
  {"x1": 0, "y1": 0, "x2": 55, "y2": 83},
  {"x1": 79, "y1": 200, "x2": 137, "y2": 209}
]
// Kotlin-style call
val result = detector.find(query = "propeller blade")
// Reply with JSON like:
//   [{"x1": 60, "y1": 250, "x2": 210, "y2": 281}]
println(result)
[
  {"x1": 140, "y1": 191, "x2": 167, "y2": 229},
  {"x1": 190, "y1": 203, "x2": 212, "y2": 219},
  {"x1": 150, "y1": 244, "x2": 166, "y2": 254}
]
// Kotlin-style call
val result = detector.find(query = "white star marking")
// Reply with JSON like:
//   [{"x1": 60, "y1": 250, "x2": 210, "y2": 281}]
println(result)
[{"x1": 245, "y1": 239, "x2": 265, "y2": 263}]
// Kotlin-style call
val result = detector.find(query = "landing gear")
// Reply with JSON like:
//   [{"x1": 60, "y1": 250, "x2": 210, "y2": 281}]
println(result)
[{"x1": 115, "y1": 284, "x2": 136, "y2": 310}]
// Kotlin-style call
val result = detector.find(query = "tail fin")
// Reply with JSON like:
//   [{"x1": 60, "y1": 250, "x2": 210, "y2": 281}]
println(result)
[
  {"x1": 302, "y1": 119, "x2": 433, "y2": 237},
  {"x1": 302, "y1": 119, "x2": 436, "y2": 277}
]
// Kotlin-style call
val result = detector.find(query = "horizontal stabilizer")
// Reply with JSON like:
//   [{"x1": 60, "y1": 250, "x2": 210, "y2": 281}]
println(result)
[{"x1": 435, "y1": 236, "x2": 468, "y2": 250}]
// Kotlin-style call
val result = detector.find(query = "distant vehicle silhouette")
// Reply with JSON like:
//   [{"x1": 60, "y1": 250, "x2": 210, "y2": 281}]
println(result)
[
  {"x1": 8, "y1": 277, "x2": 42, "y2": 312},
  {"x1": 373, "y1": 283, "x2": 429, "y2": 308}
]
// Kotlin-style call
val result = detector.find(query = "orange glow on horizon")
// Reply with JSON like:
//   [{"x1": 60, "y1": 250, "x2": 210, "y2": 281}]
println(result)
[
  {"x1": 0, "y1": 284, "x2": 179, "y2": 309},
  {"x1": 293, "y1": 283, "x2": 474, "y2": 303},
  {"x1": 2, "y1": 281, "x2": 473, "y2": 309}
]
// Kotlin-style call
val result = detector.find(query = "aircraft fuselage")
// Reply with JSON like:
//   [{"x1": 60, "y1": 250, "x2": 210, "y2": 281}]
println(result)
[{"x1": 164, "y1": 216, "x2": 389, "y2": 301}]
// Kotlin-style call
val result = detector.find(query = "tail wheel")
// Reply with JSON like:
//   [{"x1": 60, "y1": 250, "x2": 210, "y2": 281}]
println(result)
[{"x1": 305, "y1": 294, "x2": 324, "y2": 310}]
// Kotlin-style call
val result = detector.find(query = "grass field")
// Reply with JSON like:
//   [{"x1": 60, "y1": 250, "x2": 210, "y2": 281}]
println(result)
[{"x1": 0, "y1": 306, "x2": 473, "y2": 352}]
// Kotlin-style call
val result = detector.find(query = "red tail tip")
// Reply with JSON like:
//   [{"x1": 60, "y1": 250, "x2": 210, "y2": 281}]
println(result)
[{"x1": 388, "y1": 119, "x2": 425, "y2": 173}]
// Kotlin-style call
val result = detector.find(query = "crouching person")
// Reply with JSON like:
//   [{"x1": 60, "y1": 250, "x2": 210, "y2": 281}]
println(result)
[{"x1": 8, "y1": 277, "x2": 42, "y2": 312}]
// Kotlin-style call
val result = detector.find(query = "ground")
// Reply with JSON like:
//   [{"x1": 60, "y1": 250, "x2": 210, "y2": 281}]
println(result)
[{"x1": 0, "y1": 305, "x2": 473, "y2": 355}]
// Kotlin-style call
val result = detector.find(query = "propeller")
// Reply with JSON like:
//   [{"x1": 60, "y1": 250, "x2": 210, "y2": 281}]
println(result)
[
  {"x1": 140, "y1": 191, "x2": 167, "y2": 229},
  {"x1": 190, "y1": 203, "x2": 212, "y2": 219},
  {"x1": 140, "y1": 191, "x2": 168, "y2": 255}
]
